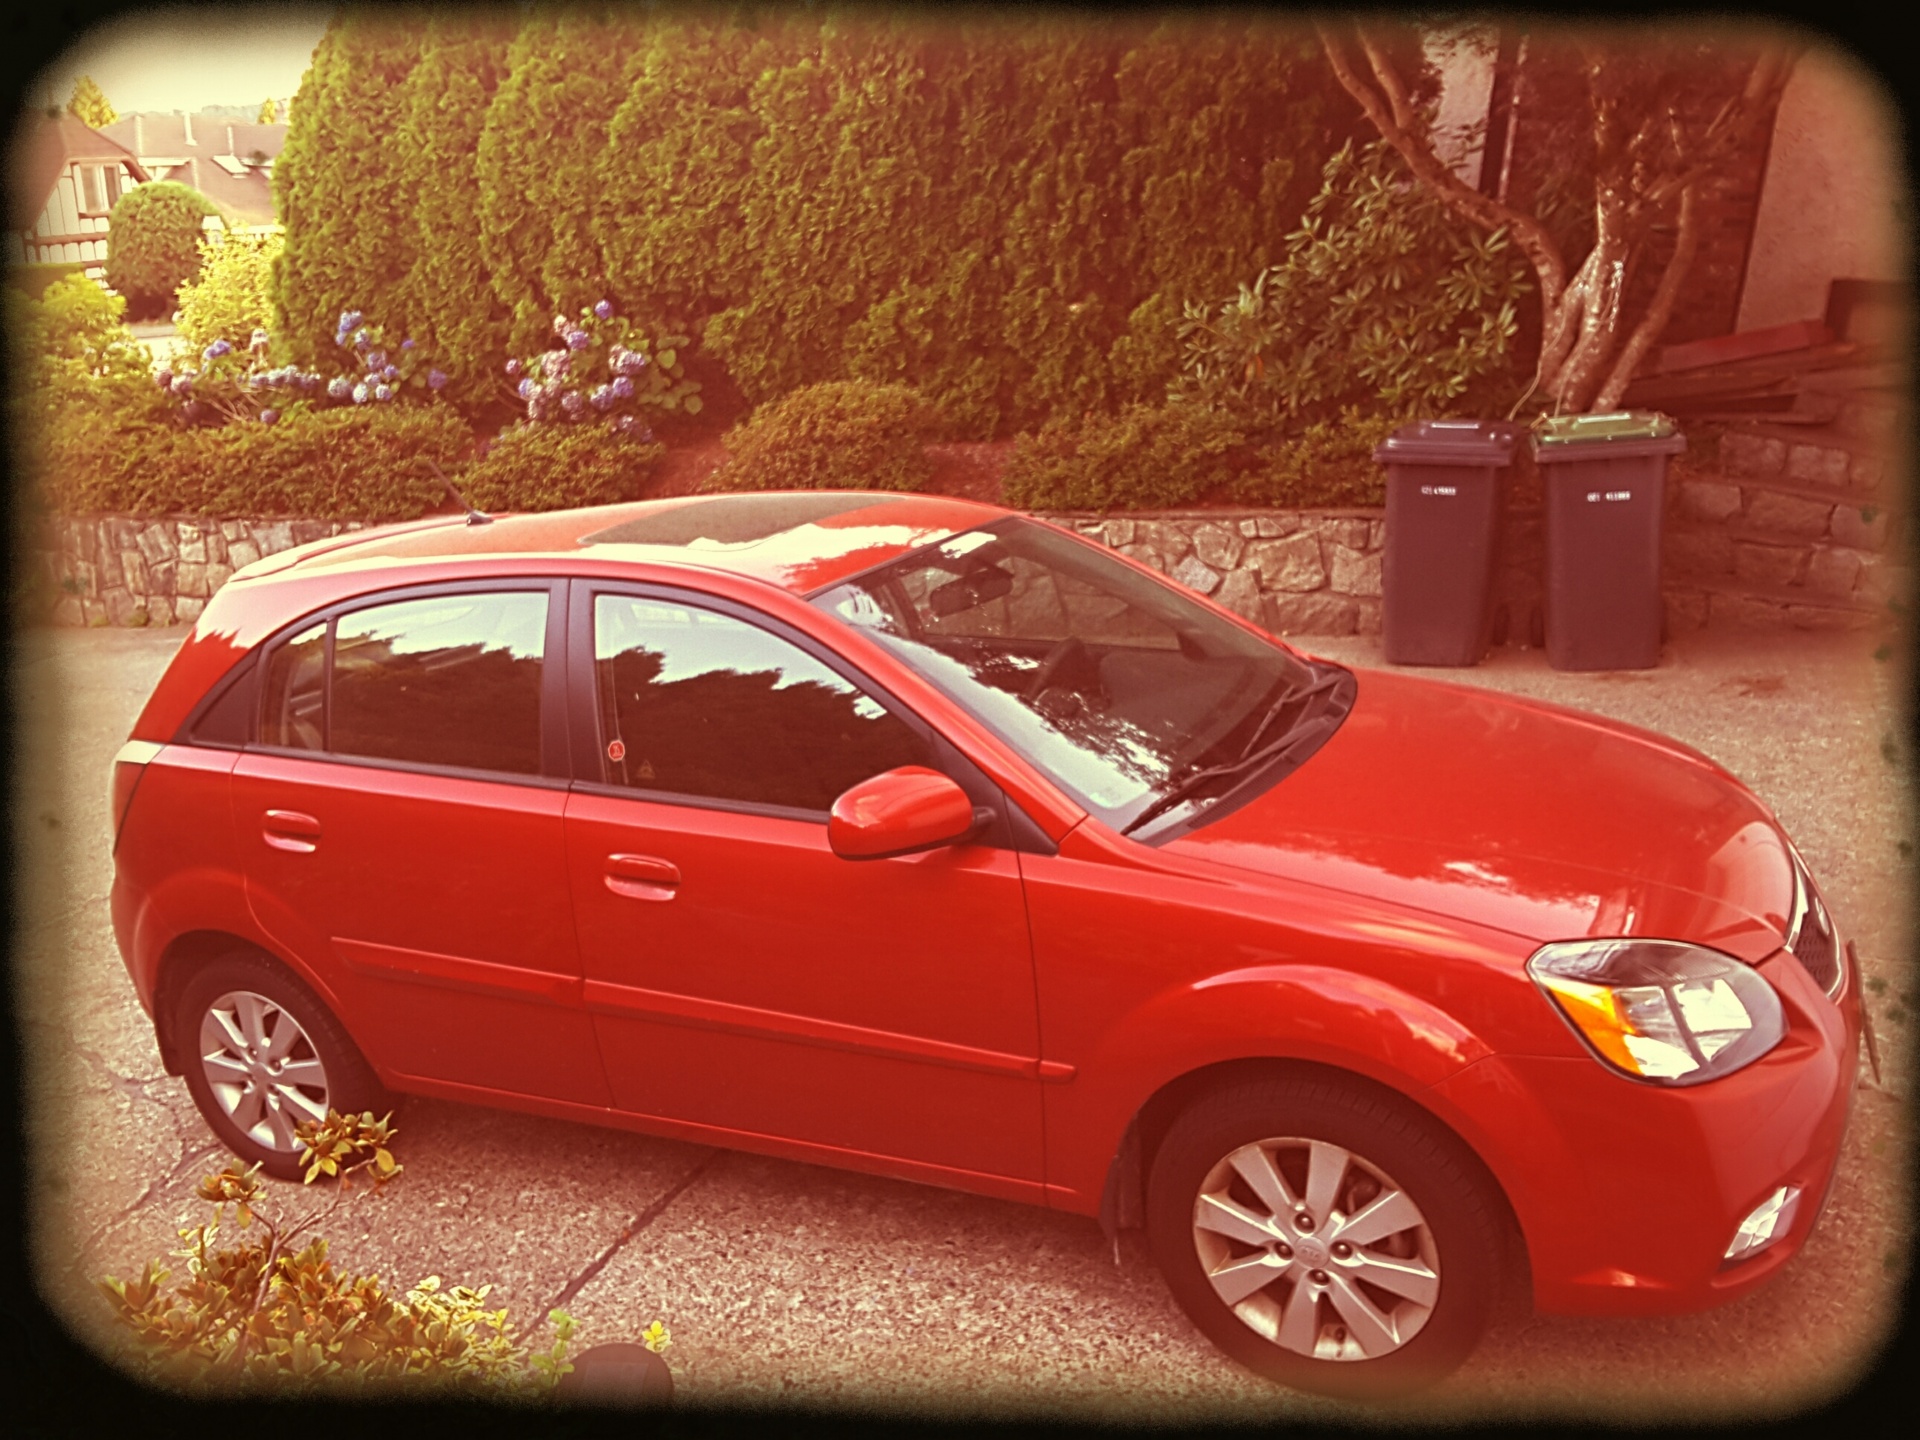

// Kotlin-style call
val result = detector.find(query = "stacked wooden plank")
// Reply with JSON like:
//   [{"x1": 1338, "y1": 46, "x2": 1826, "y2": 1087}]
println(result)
[{"x1": 1621, "y1": 319, "x2": 1899, "y2": 425}]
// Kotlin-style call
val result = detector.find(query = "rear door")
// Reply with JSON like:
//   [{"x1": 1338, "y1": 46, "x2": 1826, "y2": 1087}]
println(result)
[
  {"x1": 562, "y1": 584, "x2": 1048, "y2": 1189},
  {"x1": 231, "y1": 580, "x2": 611, "y2": 1107}
]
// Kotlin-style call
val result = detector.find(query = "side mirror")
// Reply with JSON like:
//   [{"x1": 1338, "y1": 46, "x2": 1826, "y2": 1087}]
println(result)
[{"x1": 828, "y1": 766, "x2": 986, "y2": 861}]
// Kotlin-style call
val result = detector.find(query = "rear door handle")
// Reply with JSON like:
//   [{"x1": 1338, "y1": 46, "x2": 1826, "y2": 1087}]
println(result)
[
  {"x1": 605, "y1": 853, "x2": 680, "y2": 902},
  {"x1": 262, "y1": 809, "x2": 321, "y2": 853}
]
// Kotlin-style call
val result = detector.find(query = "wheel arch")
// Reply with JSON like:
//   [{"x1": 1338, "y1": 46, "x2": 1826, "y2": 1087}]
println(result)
[
  {"x1": 1099, "y1": 1055, "x2": 1531, "y2": 1304},
  {"x1": 152, "y1": 929, "x2": 343, "y2": 1077}
]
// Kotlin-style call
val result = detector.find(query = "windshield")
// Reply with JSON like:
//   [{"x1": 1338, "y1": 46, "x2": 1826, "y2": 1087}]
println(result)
[{"x1": 812, "y1": 517, "x2": 1339, "y2": 835}]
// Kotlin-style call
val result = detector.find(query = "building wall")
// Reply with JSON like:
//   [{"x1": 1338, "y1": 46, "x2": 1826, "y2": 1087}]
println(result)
[{"x1": 1735, "y1": 46, "x2": 1907, "y2": 331}]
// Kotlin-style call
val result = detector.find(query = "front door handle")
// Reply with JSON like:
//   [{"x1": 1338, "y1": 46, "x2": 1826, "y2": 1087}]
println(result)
[
  {"x1": 262, "y1": 809, "x2": 321, "y2": 854},
  {"x1": 605, "y1": 853, "x2": 680, "y2": 902}
]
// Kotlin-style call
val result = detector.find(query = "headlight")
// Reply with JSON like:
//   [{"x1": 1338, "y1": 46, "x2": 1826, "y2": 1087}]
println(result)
[{"x1": 1527, "y1": 939, "x2": 1786, "y2": 1086}]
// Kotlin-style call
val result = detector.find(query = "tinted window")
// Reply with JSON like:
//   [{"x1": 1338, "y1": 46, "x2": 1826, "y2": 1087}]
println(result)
[
  {"x1": 593, "y1": 595, "x2": 928, "y2": 811},
  {"x1": 813, "y1": 519, "x2": 1316, "y2": 831},
  {"x1": 259, "y1": 591, "x2": 549, "y2": 775},
  {"x1": 260, "y1": 621, "x2": 325, "y2": 750}
]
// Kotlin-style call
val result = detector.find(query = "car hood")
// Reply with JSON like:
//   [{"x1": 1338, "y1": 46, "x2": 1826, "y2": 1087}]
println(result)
[{"x1": 1162, "y1": 668, "x2": 1795, "y2": 964}]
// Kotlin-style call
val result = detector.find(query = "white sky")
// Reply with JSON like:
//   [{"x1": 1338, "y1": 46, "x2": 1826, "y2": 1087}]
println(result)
[{"x1": 37, "y1": 6, "x2": 335, "y2": 115}]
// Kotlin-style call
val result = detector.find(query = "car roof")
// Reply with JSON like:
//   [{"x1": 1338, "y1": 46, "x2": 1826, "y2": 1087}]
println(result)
[{"x1": 255, "y1": 490, "x2": 1011, "y2": 596}]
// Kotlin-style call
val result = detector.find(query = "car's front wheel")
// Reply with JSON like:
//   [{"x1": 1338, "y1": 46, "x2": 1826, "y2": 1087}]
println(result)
[
  {"x1": 1146, "y1": 1074, "x2": 1502, "y2": 1398},
  {"x1": 175, "y1": 951, "x2": 390, "y2": 1181}
]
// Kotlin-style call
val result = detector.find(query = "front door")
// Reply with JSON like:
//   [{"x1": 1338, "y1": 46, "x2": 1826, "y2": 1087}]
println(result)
[
  {"x1": 564, "y1": 587, "x2": 1045, "y2": 1184},
  {"x1": 234, "y1": 584, "x2": 610, "y2": 1107}
]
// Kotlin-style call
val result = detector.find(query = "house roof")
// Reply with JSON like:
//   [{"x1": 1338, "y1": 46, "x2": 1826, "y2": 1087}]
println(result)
[
  {"x1": 7, "y1": 111, "x2": 147, "y2": 229},
  {"x1": 99, "y1": 112, "x2": 288, "y2": 227}
]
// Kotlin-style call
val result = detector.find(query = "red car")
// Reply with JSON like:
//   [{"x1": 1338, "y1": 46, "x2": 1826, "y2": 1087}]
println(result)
[{"x1": 111, "y1": 491, "x2": 1858, "y2": 1394}]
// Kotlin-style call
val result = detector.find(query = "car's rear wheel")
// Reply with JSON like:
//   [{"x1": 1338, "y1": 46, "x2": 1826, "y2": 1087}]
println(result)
[
  {"x1": 176, "y1": 952, "x2": 390, "y2": 1181},
  {"x1": 1146, "y1": 1075, "x2": 1501, "y2": 1398}
]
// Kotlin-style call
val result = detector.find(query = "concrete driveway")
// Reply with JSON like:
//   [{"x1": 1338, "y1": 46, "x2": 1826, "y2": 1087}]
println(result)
[{"x1": 13, "y1": 622, "x2": 1910, "y2": 1423}]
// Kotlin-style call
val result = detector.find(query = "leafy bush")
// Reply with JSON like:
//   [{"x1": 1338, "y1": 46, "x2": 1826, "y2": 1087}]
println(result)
[
  {"x1": 104, "y1": 181, "x2": 224, "y2": 320},
  {"x1": 96, "y1": 1109, "x2": 637, "y2": 1397},
  {"x1": 1002, "y1": 403, "x2": 1259, "y2": 511},
  {"x1": 712, "y1": 381, "x2": 939, "y2": 493},
  {"x1": 1002, "y1": 404, "x2": 1394, "y2": 512},
  {"x1": 36, "y1": 403, "x2": 472, "y2": 522},
  {"x1": 460, "y1": 422, "x2": 666, "y2": 513},
  {"x1": 1170, "y1": 141, "x2": 1529, "y2": 427},
  {"x1": 502, "y1": 297, "x2": 699, "y2": 430},
  {"x1": 176, "y1": 231, "x2": 284, "y2": 356},
  {"x1": 5, "y1": 261, "x2": 91, "y2": 298}
]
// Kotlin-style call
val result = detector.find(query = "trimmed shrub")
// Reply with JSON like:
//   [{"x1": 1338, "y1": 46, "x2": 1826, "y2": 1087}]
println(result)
[
  {"x1": 391, "y1": 10, "x2": 517, "y2": 416},
  {"x1": 1002, "y1": 404, "x2": 1395, "y2": 513},
  {"x1": 1002, "y1": 403, "x2": 1259, "y2": 511},
  {"x1": 272, "y1": 12, "x2": 423, "y2": 368},
  {"x1": 459, "y1": 422, "x2": 665, "y2": 513},
  {"x1": 711, "y1": 381, "x2": 940, "y2": 493},
  {"x1": 104, "y1": 181, "x2": 223, "y2": 320},
  {"x1": 36, "y1": 404, "x2": 472, "y2": 522},
  {"x1": 175, "y1": 231, "x2": 283, "y2": 356}
]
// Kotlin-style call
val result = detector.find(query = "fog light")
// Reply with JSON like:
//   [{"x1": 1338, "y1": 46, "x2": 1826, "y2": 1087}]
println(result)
[{"x1": 1724, "y1": 1185, "x2": 1801, "y2": 1264}]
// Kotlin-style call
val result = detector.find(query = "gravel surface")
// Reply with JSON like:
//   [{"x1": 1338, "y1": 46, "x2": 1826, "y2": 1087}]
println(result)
[{"x1": 13, "y1": 621, "x2": 1910, "y2": 1424}]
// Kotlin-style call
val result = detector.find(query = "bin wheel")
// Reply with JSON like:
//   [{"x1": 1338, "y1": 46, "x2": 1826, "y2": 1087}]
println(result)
[{"x1": 1528, "y1": 605, "x2": 1545, "y2": 650}]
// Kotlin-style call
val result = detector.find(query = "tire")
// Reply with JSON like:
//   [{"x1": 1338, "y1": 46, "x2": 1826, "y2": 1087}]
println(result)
[
  {"x1": 175, "y1": 951, "x2": 391, "y2": 1181},
  {"x1": 1146, "y1": 1075, "x2": 1502, "y2": 1399}
]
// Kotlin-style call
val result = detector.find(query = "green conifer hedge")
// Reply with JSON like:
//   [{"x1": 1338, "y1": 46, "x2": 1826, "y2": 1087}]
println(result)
[{"x1": 273, "y1": 8, "x2": 1364, "y2": 438}]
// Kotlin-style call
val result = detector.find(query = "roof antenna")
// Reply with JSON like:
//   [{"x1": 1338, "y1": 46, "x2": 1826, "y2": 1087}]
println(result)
[{"x1": 422, "y1": 457, "x2": 491, "y2": 526}]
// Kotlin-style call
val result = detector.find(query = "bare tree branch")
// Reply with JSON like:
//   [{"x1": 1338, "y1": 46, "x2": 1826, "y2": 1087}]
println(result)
[
  {"x1": 1317, "y1": 22, "x2": 1568, "y2": 312},
  {"x1": 1594, "y1": 183, "x2": 1703, "y2": 410}
]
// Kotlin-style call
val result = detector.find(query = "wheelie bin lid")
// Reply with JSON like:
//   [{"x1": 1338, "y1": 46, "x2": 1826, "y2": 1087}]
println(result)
[
  {"x1": 1531, "y1": 410, "x2": 1685, "y2": 458},
  {"x1": 1372, "y1": 419, "x2": 1521, "y2": 465}
]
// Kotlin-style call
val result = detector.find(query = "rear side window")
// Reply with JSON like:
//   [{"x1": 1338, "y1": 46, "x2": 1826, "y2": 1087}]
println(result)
[
  {"x1": 592, "y1": 593, "x2": 927, "y2": 811},
  {"x1": 258, "y1": 591, "x2": 549, "y2": 776}
]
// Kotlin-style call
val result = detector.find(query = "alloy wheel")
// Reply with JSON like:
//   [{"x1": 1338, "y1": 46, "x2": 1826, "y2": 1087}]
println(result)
[
  {"x1": 1191, "y1": 1137, "x2": 1441, "y2": 1362},
  {"x1": 197, "y1": 989, "x2": 332, "y2": 1154}
]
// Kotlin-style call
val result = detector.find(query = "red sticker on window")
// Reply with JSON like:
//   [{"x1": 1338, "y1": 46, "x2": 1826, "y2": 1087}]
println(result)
[{"x1": 607, "y1": 739, "x2": 626, "y2": 763}]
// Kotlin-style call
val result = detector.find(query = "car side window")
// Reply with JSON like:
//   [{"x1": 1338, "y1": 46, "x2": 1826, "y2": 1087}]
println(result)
[
  {"x1": 258, "y1": 591, "x2": 549, "y2": 776},
  {"x1": 592, "y1": 593, "x2": 929, "y2": 812}
]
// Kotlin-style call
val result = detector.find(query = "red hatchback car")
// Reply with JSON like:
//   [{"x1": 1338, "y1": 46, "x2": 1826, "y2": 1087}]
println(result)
[{"x1": 111, "y1": 491, "x2": 1859, "y2": 1394}]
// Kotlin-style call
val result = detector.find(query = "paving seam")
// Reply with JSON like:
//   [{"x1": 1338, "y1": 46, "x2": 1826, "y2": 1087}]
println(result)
[{"x1": 545, "y1": 1148, "x2": 722, "y2": 1312}]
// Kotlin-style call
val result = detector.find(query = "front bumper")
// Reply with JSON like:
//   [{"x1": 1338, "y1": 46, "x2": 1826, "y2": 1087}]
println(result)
[{"x1": 1427, "y1": 945, "x2": 1858, "y2": 1316}]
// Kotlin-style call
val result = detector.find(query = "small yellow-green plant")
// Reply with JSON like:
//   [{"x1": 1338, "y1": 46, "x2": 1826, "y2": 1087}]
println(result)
[{"x1": 96, "y1": 1110, "x2": 656, "y2": 1398}]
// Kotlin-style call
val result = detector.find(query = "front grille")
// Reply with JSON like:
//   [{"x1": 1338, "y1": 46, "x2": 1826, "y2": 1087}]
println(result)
[{"x1": 1787, "y1": 858, "x2": 1843, "y2": 996}]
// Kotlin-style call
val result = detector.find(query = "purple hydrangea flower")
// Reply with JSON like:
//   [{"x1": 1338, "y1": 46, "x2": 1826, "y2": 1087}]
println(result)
[
  {"x1": 590, "y1": 385, "x2": 614, "y2": 412},
  {"x1": 541, "y1": 351, "x2": 571, "y2": 379},
  {"x1": 594, "y1": 299, "x2": 613, "y2": 320},
  {"x1": 352, "y1": 382, "x2": 370, "y2": 404},
  {"x1": 505, "y1": 357, "x2": 523, "y2": 378},
  {"x1": 613, "y1": 414, "x2": 636, "y2": 435},
  {"x1": 565, "y1": 329, "x2": 591, "y2": 351},
  {"x1": 401, "y1": 338, "x2": 416, "y2": 351},
  {"x1": 260, "y1": 408, "x2": 279, "y2": 425},
  {"x1": 382, "y1": 365, "x2": 399, "y2": 382},
  {"x1": 561, "y1": 390, "x2": 585, "y2": 417},
  {"x1": 203, "y1": 338, "x2": 233, "y2": 360},
  {"x1": 552, "y1": 314, "x2": 570, "y2": 337},
  {"x1": 610, "y1": 374, "x2": 635, "y2": 401},
  {"x1": 170, "y1": 375, "x2": 194, "y2": 396},
  {"x1": 328, "y1": 376, "x2": 352, "y2": 401},
  {"x1": 517, "y1": 376, "x2": 536, "y2": 400},
  {"x1": 339, "y1": 310, "x2": 363, "y2": 333},
  {"x1": 365, "y1": 349, "x2": 387, "y2": 371},
  {"x1": 428, "y1": 369, "x2": 448, "y2": 391},
  {"x1": 374, "y1": 383, "x2": 394, "y2": 402},
  {"x1": 353, "y1": 329, "x2": 372, "y2": 351},
  {"x1": 155, "y1": 368, "x2": 173, "y2": 389}
]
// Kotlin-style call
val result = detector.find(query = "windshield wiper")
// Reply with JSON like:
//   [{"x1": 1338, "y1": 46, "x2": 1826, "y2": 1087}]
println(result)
[
  {"x1": 1234, "y1": 666, "x2": 1345, "y2": 763},
  {"x1": 1119, "y1": 706, "x2": 1342, "y2": 838}
]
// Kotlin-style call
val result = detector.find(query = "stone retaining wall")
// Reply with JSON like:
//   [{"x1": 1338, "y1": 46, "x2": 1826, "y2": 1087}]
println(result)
[
  {"x1": 33, "y1": 508, "x2": 1422, "y2": 639},
  {"x1": 33, "y1": 516, "x2": 367, "y2": 628}
]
